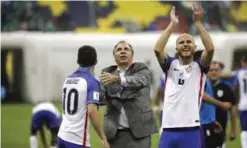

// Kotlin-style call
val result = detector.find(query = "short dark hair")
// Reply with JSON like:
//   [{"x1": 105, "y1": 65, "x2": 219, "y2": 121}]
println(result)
[
  {"x1": 77, "y1": 45, "x2": 97, "y2": 67},
  {"x1": 211, "y1": 61, "x2": 224, "y2": 70},
  {"x1": 113, "y1": 40, "x2": 134, "y2": 55}
]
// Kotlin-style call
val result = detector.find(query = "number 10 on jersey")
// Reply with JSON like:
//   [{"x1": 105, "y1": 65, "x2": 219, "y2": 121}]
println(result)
[{"x1": 62, "y1": 88, "x2": 79, "y2": 115}]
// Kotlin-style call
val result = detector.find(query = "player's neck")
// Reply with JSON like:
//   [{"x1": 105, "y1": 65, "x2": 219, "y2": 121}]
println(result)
[
  {"x1": 178, "y1": 57, "x2": 193, "y2": 65},
  {"x1": 89, "y1": 67, "x2": 95, "y2": 76}
]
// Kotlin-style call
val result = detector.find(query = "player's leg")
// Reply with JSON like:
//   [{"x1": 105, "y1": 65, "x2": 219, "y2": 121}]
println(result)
[
  {"x1": 240, "y1": 110, "x2": 247, "y2": 148},
  {"x1": 30, "y1": 113, "x2": 42, "y2": 148},
  {"x1": 46, "y1": 111, "x2": 61, "y2": 147},
  {"x1": 177, "y1": 127, "x2": 205, "y2": 148},
  {"x1": 203, "y1": 123, "x2": 219, "y2": 148},
  {"x1": 158, "y1": 129, "x2": 176, "y2": 148},
  {"x1": 30, "y1": 126, "x2": 39, "y2": 148},
  {"x1": 50, "y1": 127, "x2": 59, "y2": 147}
]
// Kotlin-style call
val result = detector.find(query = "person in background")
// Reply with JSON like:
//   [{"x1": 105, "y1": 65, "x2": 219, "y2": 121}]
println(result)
[{"x1": 30, "y1": 102, "x2": 61, "y2": 148}]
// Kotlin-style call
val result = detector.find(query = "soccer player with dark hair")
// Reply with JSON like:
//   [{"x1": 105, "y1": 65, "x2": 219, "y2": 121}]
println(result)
[
  {"x1": 154, "y1": 3, "x2": 214, "y2": 148},
  {"x1": 57, "y1": 45, "x2": 109, "y2": 148}
]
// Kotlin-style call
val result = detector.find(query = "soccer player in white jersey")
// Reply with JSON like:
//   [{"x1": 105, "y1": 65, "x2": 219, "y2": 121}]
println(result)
[
  {"x1": 234, "y1": 54, "x2": 247, "y2": 148},
  {"x1": 30, "y1": 102, "x2": 61, "y2": 148},
  {"x1": 154, "y1": 3, "x2": 214, "y2": 148},
  {"x1": 57, "y1": 46, "x2": 109, "y2": 148}
]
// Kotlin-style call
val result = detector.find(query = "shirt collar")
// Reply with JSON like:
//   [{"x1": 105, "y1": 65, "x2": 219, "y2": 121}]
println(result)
[
  {"x1": 78, "y1": 67, "x2": 90, "y2": 72},
  {"x1": 74, "y1": 67, "x2": 91, "y2": 75},
  {"x1": 117, "y1": 64, "x2": 132, "y2": 72}
]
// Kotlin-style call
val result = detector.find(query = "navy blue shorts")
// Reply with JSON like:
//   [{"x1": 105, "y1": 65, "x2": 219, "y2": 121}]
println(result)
[
  {"x1": 240, "y1": 110, "x2": 247, "y2": 131},
  {"x1": 31, "y1": 110, "x2": 61, "y2": 130},
  {"x1": 159, "y1": 127, "x2": 205, "y2": 148},
  {"x1": 57, "y1": 137, "x2": 90, "y2": 148}
]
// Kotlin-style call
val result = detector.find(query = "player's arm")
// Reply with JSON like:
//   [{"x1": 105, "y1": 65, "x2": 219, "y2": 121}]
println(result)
[
  {"x1": 154, "y1": 6, "x2": 178, "y2": 66},
  {"x1": 225, "y1": 85, "x2": 238, "y2": 140},
  {"x1": 229, "y1": 104, "x2": 237, "y2": 140},
  {"x1": 40, "y1": 126, "x2": 48, "y2": 148},
  {"x1": 87, "y1": 82, "x2": 109, "y2": 148},
  {"x1": 192, "y1": 3, "x2": 214, "y2": 66},
  {"x1": 202, "y1": 92, "x2": 231, "y2": 110},
  {"x1": 87, "y1": 104, "x2": 107, "y2": 140}
]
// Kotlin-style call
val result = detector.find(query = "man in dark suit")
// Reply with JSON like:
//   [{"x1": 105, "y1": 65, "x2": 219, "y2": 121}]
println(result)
[{"x1": 99, "y1": 40, "x2": 158, "y2": 148}]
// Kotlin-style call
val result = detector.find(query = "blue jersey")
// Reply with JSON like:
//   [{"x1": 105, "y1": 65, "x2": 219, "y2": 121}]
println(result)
[
  {"x1": 58, "y1": 67, "x2": 100, "y2": 147},
  {"x1": 200, "y1": 78, "x2": 216, "y2": 125}
]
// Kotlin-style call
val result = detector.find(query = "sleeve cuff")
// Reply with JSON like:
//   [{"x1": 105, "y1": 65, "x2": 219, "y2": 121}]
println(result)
[
  {"x1": 87, "y1": 100, "x2": 99, "y2": 105},
  {"x1": 120, "y1": 76, "x2": 127, "y2": 86}
]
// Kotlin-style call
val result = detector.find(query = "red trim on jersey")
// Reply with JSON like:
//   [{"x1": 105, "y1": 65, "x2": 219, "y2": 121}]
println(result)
[
  {"x1": 197, "y1": 72, "x2": 204, "y2": 106},
  {"x1": 83, "y1": 111, "x2": 88, "y2": 147}
]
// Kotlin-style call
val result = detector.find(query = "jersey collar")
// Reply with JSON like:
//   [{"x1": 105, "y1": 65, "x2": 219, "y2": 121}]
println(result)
[{"x1": 74, "y1": 67, "x2": 91, "y2": 75}]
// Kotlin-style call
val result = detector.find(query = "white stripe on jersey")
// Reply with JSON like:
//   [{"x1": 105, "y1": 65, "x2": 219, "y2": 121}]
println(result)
[
  {"x1": 236, "y1": 68, "x2": 247, "y2": 110},
  {"x1": 162, "y1": 59, "x2": 206, "y2": 128},
  {"x1": 32, "y1": 102, "x2": 60, "y2": 118}
]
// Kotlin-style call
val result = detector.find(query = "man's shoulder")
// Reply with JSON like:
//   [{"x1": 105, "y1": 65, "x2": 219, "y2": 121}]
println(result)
[
  {"x1": 102, "y1": 62, "x2": 148, "y2": 72},
  {"x1": 131, "y1": 62, "x2": 148, "y2": 69},
  {"x1": 102, "y1": 65, "x2": 118, "y2": 73}
]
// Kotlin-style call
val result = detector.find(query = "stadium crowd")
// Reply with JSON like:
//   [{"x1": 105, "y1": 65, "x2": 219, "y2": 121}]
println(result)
[
  {"x1": 1, "y1": 1, "x2": 246, "y2": 148},
  {"x1": 1, "y1": 1, "x2": 247, "y2": 33}
]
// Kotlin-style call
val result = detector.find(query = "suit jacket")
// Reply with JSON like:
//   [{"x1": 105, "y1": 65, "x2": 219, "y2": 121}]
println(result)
[{"x1": 100, "y1": 62, "x2": 158, "y2": 140}]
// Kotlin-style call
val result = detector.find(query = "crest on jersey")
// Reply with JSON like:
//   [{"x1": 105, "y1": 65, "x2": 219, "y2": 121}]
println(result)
[
  {"x1": 93, "y1": 91, "x2": 100, "y2": 101},
  {"x1": 217, "y1": 90, "x2": 224, "y2": 97},
  {"x1": 186, "y1": 65, "x2": 192, "y2": 73}
]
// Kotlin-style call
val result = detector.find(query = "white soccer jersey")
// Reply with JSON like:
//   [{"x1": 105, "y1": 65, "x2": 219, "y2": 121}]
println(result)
[
  {"x1": 58, "y1": 67, "x2": 100, "y2": 147},
  {"x1": 32, "y1": 102, "x2": 60, "y2": 118},
  {"x1": 235, "y1": 68, "x2": 247, "y2": 111},
  {"x1": 160, "y1": 56, "x2": 207, "y2": 128}
]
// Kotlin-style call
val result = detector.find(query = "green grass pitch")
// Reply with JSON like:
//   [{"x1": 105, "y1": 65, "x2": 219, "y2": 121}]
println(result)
[{"x1": 1, "y1": 103, "x2": 241, "y2": 148}]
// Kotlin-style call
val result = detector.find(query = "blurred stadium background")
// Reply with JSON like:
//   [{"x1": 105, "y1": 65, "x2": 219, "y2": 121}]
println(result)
[{"x1": 1, "y1": 1, "x2": 247, "y2": 148}]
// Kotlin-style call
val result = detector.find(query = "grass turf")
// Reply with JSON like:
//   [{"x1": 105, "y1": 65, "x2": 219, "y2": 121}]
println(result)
[{"x1": 1, "y1": 103, "x2": 241, "y2": 148}]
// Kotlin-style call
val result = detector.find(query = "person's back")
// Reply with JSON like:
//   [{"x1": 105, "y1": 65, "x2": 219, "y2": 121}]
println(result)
[
  {"x1": 30, "y1": 102, "x2": 61, "y2": 148},
  {"x1": 58, "y1": 68, "x2": 99, "y2": 146},
  {"x1": 57, "y1": 45, "x2": 109, "y2": 148}
]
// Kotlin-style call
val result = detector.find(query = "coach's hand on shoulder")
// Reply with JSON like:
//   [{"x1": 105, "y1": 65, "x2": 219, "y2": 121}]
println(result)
[
  {"x1": 170, "y1": 6, "x2": 179, "y2": 25},
  {"x1": 191, "y1": 2, "x2": 203, "y2": 23},
  {"x1": 100, "y1": 72, "x2": 120, "y2": 85}
]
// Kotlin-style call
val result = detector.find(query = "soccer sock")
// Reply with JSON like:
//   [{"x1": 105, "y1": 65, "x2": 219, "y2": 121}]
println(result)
[
  {"x1": 241, "y1": 131, "x2": 247, "y2": 148},
  {"x1": 29, "y1": 136, "x2": 38, "y2": 148}
]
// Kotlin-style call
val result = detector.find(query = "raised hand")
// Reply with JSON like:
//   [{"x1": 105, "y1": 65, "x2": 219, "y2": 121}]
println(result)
[
  {"x1": 170, "y1": 6, "x2": 179, "y2": 25},
  {"x1": 191, "y1": 2, "x2": 204, "y2": 22}
]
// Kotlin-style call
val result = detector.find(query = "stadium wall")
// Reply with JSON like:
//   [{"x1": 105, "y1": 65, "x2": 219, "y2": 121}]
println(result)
[{"x1": 1, "y1": 32, "x2": 247, "y2": 103}]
